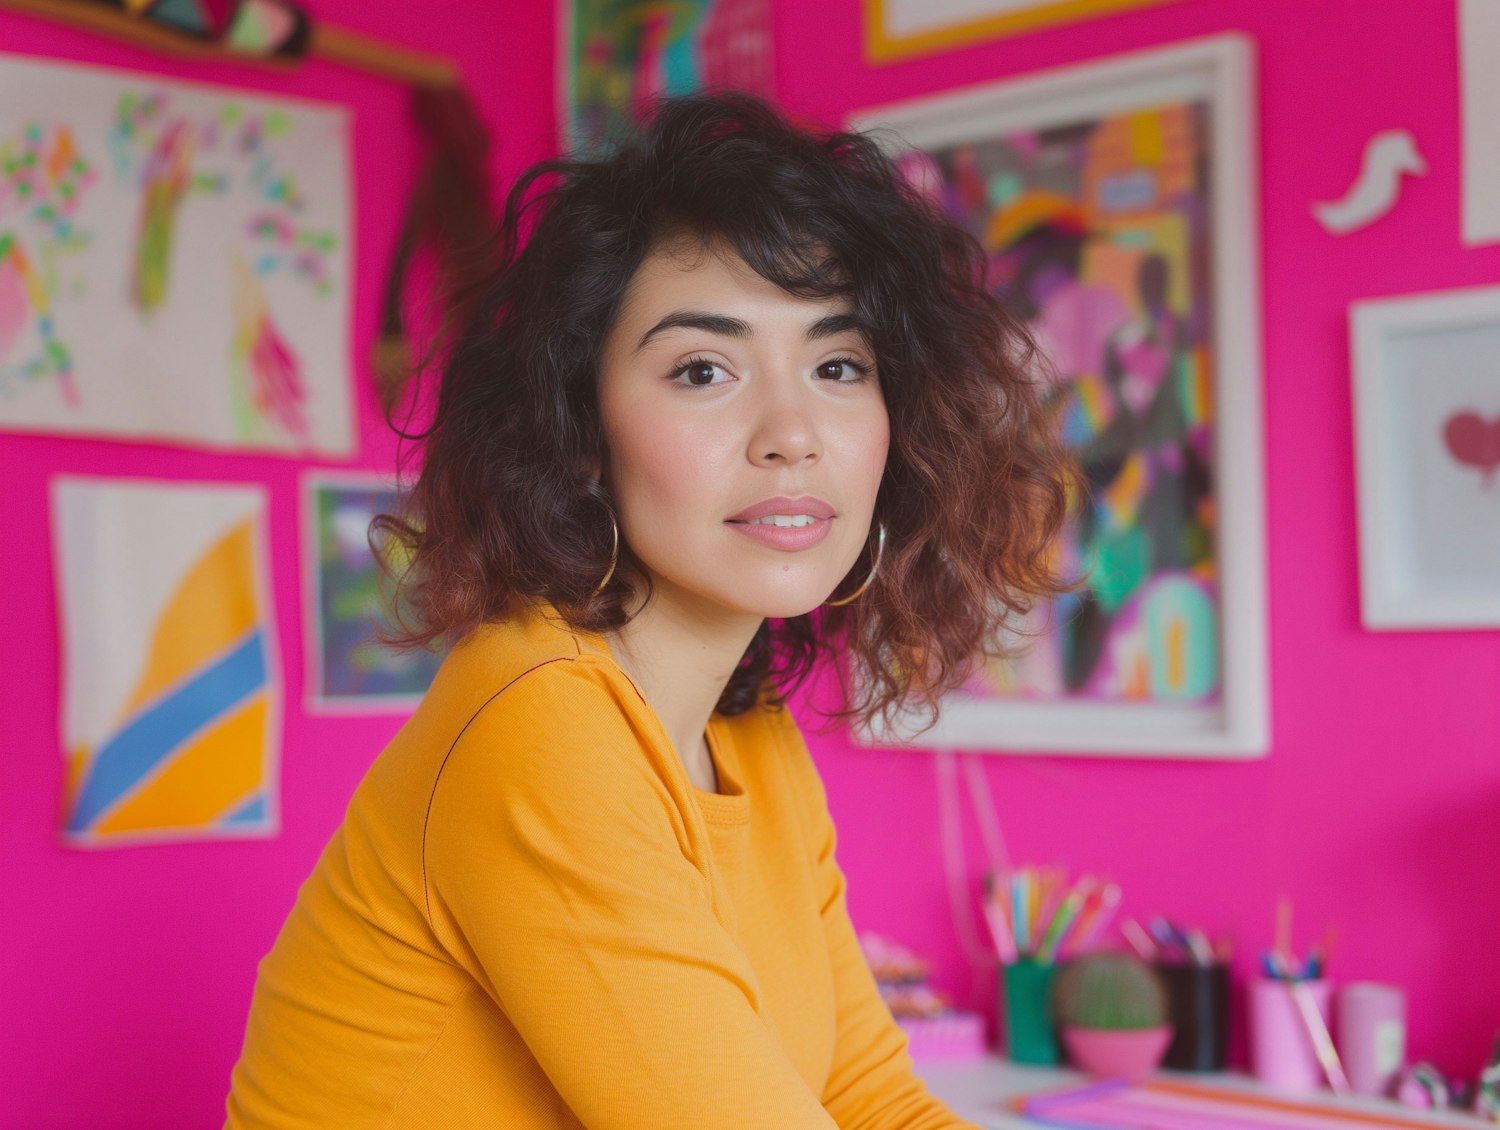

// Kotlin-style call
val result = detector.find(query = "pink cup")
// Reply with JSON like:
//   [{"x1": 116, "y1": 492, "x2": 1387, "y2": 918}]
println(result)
[
  {"x1": 1247, "y1": 977, "x2": 1334, "y2": 1092},
  {"x1": 1336, "y1": 982, "x2": 1406, "y2": 1096}
]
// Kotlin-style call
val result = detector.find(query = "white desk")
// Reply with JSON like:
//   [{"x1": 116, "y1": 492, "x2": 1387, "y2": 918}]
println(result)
[{"x1": 915, "y1": 1057, "x2": 1489, "y2": 1129}]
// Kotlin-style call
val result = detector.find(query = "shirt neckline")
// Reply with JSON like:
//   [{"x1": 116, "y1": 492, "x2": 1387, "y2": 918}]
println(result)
[{"x1": 697, "y1": 716, "x2": 751, "y2": 825}]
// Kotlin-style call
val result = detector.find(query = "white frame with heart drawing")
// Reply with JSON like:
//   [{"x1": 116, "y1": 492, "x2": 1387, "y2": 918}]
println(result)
[{"x1": 1351, "y1": 284, "x2": 1500, "y2": 629}]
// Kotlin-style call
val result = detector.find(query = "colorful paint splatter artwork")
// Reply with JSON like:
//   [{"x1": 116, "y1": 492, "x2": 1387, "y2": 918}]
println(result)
[
  {"x1": 53, "y1": 477, "x2": 280, "y2": 847},
  {"x1": 565, "y1": 0, "x2": 773, "y2": 155},
  {"x1": 912, "y1": 101, "x2": 1222, "y2": 707},
  {"x1": 304, "y1": 476, "x2": 443, "y2": 711},
  {"x1": 0, "y1": 54, "x2": 351, "y2": 456}
]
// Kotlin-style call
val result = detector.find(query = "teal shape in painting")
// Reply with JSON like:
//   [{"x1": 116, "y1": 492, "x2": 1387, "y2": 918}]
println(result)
[
  {"x1": 1090, "y1": 525, "x2": 1150, "y2": 614},
  {"x1": 1143, "y1": 573, "x2": 1218, "y2": 700}
]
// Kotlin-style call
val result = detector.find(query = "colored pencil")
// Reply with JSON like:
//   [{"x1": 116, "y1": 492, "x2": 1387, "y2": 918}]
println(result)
[
  {"x1": 1121, "y1": 917, "x2": 1159, "y2": 962},
  {"x1": 1067, "y1": 880, "x2": 1121, "y2": 957},
  {"x1": 1287, "y1": 969, "x2": 1351, "y2": 1094},
  {"x1": 1035, "y1": 875, "x2": 1090, "y2": 963}
]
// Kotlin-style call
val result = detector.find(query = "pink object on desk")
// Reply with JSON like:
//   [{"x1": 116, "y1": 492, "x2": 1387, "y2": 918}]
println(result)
[
  {"x1": 1015, "y1": 1077, "x2": 1467, "y2": 1129},
  {"x1": 899, "y1": 1012, "x2": 988, "y2": 1062},
  {"x1": 1337, "y1": 982, "x2": 1407, "y2": 1097},
  {"x1": 1249, "y1": 978, "x2": 1336, "y2": 1092},
  {"x1": 1061, "y1": 1025, "x2": 1173, "y2": 1080}
]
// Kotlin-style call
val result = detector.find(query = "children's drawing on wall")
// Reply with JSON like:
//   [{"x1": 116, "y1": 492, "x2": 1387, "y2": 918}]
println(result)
[
  {"x1": 905, "y1": 100, "x2": 1222, "y2": 709},
  {"x1": 564, "y1": 0, "x2": 773, "y2": 155},
  {"x1": 304, "y1": 474, "x2": 442, "y2": 713},
  {"x1": 0, "y1": 54, "x2": 352, "y2": 455},
  {"x1": 52, "y1": 477, "x2": 281, "y2": 848}
]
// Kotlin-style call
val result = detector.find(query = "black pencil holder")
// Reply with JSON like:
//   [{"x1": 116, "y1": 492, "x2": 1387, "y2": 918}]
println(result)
[{"x1": 1156, "y1": 961, "x2": 1230, "y2": 1071}]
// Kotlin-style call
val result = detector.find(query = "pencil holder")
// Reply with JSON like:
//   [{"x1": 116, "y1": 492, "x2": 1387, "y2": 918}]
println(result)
[
  {"x1": 1248, "y1": 977, "x2": 1333, "y2": 1092},
  {"x1": 1001, "y1": 957, "x2": 1060, "y2": 1065},
  {"x1": 1157, "y1": 961, "x2": 1230, "y2": 1071}
]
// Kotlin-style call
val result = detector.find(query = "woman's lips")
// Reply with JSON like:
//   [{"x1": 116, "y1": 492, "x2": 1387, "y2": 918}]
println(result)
[
  {"x1": 725, "y1": 515, "x2": 834, "y2": 550},
  {"x1": 726, "y1": 495, "x2": 835, "y2": 522}
]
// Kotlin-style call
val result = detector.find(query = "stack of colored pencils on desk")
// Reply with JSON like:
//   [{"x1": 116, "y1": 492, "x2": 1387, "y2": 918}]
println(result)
[{"x1": 981, "y1": 866, "x2": 1121, "y2": 966}]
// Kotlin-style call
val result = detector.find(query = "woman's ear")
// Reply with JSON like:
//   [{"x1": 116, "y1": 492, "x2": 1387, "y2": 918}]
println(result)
[
  {"x1": 575, "y1": 448, "x2": 602, "y2": 483},
  {"x1": 585, "y1": 440, "x2": 610, "y2": 487}
]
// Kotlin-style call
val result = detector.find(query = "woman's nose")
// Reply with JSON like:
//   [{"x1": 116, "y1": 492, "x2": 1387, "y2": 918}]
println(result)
[{"x1": 748, "y1": 371, "x2": 821, "y2": 466}]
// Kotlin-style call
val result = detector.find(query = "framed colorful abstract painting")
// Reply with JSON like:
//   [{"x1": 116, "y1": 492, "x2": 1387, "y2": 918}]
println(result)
[
  {"x1": 561, "y1": 0, "x2": 773, "y2": 155},
  {"x1": 0, "y1": 53, "x2": 353, "y2": 456},
  {"x1": 1351, "y1": 285, "x2": 1500, "y2": 630},
  {"x1": 52, "y1": 476, "x2": 281, "y2": 847},
  {"x1": 864, "y1": 0, "x2": 1186, "y2": 63},
  {"x1": 850, "y1": 34, "x2": 1269, "y2": 757},
  {"x1": 302, "y1": 472, "x2": 443, "y2": 713}
]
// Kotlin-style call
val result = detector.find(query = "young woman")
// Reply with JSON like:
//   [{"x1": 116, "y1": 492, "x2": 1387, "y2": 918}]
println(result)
[{"x1": 225, "y1": 93, "x2": 1072, "y2": 1129}]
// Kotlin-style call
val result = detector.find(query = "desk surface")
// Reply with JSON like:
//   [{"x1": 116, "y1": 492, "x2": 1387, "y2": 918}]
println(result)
[{"x1": 915, "y1": 1058, "x2": 1488, "y2": 1129}]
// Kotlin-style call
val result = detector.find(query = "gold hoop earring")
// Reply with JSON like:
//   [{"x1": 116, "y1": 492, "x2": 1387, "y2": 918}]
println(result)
[
  {"x1": 591, "y1": 514, "x2": 619, "y2": 598},
  {"x1": 828, "y1": 522, "x2": 886, "y2": 607}
]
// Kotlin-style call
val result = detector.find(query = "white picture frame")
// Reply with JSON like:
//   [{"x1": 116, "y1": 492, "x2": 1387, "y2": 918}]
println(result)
[
  {"x1": 1460, "y1": 0, "x2": 1500, "y2": 246},
  {"x1": 1351, "y1": 285, "x2": 1500, "y2": 630},
  {"x1": 849, "y1": 34, "x2": 1270, "y2": 758}
]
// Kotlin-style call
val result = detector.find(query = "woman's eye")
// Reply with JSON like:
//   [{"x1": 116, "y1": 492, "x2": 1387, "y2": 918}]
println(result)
[
  {"x1": 673, "y1": 360, "x2": 730, "y2": 386},
  {"x1": 816, "y1": 358, "x2": 870, "y2": 381}
]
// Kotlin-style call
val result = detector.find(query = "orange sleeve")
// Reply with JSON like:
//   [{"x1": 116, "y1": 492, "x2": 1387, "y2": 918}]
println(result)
[
  {"x1": 422, "y1": 659, "x2": 839, "y2": 1129},
  {"x1": 775, "y1": 714, "x2": 984, "y2": 1130}
]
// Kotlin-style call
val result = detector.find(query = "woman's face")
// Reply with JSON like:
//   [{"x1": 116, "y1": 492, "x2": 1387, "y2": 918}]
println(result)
[{"x1": 596, "y1": 238, "x2": 890, "y2": 623}]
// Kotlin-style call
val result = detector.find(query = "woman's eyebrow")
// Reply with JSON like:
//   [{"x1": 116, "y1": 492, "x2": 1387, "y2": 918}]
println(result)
[
  {"x1": 634, "y1": 310, "x2": 867, "y2": 352},
  {"x1": 805, "y1": 312, "x2": 865, "y2": 341},
  {"x1": 635, "y1": 311, "x2": 749, "y2": 352}
]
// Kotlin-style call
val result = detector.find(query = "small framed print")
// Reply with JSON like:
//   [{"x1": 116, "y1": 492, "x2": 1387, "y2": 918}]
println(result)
[
  {"x1": 1351, "y1": 285, "x2": 1500, "y2": 630},
  {"x1": 302, "y1": 471, "x2": 443, "y2": 713}
]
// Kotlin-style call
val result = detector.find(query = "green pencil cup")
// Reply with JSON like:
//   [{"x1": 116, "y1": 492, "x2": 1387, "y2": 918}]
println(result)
[{"x1": 1001, "y1": 957, "x2": 1060, "y2": 1065}]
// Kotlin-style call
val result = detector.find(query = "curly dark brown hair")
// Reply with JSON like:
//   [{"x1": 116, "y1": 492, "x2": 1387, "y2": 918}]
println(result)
[{"x1": 376, "y1": 91, "x2": 1076, "y2": 734}]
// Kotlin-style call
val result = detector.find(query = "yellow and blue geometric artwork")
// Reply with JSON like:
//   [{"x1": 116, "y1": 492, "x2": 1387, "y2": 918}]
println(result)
[{"x1": 52, "y1": 476, "x2": 279, "y2": 847}]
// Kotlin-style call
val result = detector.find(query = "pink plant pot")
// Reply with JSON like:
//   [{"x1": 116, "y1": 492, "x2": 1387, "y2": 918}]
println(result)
[{"x1": 1061, "y1": 1025, "x2": 1174, "y2": 1080}]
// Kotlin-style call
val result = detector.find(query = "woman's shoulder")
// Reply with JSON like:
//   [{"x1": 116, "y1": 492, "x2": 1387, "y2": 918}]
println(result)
[
  {"x1": 360, "y1": 605, "x2": 634, "y2": 794},
  {"x1": 419, "y1": 602, "x2": 622, "y2": 723}
]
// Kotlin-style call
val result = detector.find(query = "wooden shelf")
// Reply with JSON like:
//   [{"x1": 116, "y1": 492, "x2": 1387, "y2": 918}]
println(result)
[{"x1": 0, "y1": 0, "x2": 461, "y2": 87}]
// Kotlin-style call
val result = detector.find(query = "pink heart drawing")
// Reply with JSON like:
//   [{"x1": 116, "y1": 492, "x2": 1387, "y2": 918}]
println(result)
[{"x1": 1442, "y1": 410, "x2": 1500, "y2": 488}]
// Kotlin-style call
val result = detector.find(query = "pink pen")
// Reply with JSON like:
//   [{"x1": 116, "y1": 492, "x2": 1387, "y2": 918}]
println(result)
[{"x1": 1068, "y1": 882, "x2": 1122, "y2": 955}]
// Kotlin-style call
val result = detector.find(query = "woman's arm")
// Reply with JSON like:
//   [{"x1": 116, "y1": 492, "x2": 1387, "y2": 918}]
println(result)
[
  {"x1": 775, "y1": 714, "x2": 985, "y2": 1130},
  {"x1": 423, "y1": 659, "x2": 838, "y2": 1129}
]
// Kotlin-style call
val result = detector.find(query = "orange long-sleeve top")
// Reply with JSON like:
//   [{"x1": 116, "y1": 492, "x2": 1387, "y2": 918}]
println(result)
[{"x1": 224, "y1": 602, "x2": 980, "y2": 1129}]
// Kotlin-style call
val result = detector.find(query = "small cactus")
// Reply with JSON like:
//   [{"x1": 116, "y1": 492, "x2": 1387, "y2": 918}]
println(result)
[{"x1": 1053, "y1": 952, "x2": 1168, "y2": 1031}]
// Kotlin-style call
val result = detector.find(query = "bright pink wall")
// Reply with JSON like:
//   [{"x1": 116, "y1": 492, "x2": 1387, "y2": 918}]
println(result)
[
  {"x1": 772, "y1": 0, "x2": 1500, "y2": 1086},
  {"x1": 0, "y1": 5, "x2": 554, "y2": 1127},
  {"x1": 5, "y1": 1, "x2": 1499, "y2": 1127}
]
